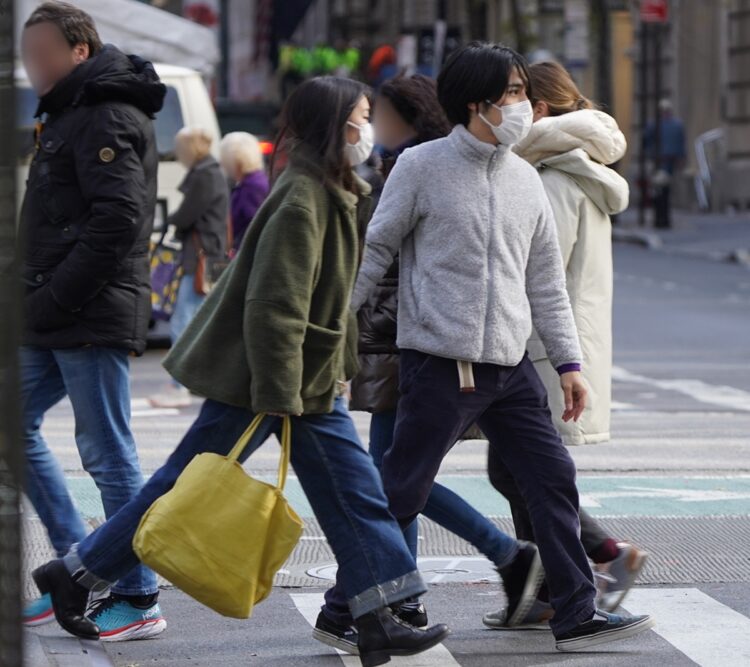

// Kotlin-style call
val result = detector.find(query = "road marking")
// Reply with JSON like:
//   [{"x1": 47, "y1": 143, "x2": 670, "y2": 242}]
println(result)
[
  {"x1": 625, "y1": 588, "x2": 750, "y2": 667},
  {"x1": 611, "y1": 401, "x2": 638, "y2": 411},
  {"x1": 131, "y1": 408, "x2": 180, "y2": 417},
  {"x1": 291, "y1": 593, "x2": 460, "y2": 666},
  {"x1": 580, "y1": 486, "x2": 750, "y2": 508},
  {"x1": 612, "y1": 366, "x2": 750, "y2": 412}
]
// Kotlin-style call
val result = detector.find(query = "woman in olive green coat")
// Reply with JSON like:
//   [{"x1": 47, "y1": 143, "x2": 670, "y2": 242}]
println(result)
[{"x1": 31, "y1": 77, "x2": 448, "y2": 667}]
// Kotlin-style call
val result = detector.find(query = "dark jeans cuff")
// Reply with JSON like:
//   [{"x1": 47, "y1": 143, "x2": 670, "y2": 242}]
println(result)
[
  {"x1": 63, "y1": 544, "x2": 115, "y2": 594},
  {"x1": 348, "y1": 570, "x2": 426, "y2": 620}
]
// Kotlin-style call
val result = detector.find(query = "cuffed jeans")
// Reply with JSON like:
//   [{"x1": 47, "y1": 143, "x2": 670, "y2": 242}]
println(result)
[
  {"x1": 64, "y1": 397, "x2": 425, "y2": 618},
  {"x1": 323, "y1": 408, "x2": 519, "y2": 627},
  {"x1": 380, "y1": 350, "x2": 597, "y2": 636},
  {"x1": 21, "y1": 345, "x2": 158, "y2": 597}
]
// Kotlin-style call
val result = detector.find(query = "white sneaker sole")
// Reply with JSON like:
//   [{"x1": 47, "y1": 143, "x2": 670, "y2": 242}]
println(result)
[
  {"x1": 23, "y1": 609, "x2": 55, "y2": 627},
  {"x1": 99, "y1": 618, "x2": 167, "y2": 642},
  {"x1": 506, "y1": 549, "x2": 545, "y2": 628},
  {"x1": 312, "y1": 627, "x2": 360, "y2": 655},
  {"x1": 483, "y1": 616, "x2": 550, "y2": 631},
  {"x1": 556, "y1": 616, "x2": 655, "y2": 652}
]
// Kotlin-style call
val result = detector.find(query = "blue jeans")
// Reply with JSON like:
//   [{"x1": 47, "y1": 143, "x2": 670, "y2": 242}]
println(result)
[
  {"x1": 323, "y1": 408, "x2": 519, "y2": 626},
  {"x1": 65, "y1": 397, "x2": 425, "y2": 618},
  {"x1": 21, "y1": 345, "x2": 158, "y2": 597},
  {"x1": 169, "y1": 275, "x2": 205, "y2": 388}
]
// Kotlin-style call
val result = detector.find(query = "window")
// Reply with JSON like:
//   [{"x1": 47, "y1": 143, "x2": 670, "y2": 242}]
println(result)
[
  {"x1": 15, "y1": 84, "x2": 185, "y2": 163},
  {"x1": 154, "y1": 85, "x2": 184, "y2": 161},
  {"x1": 16, "y1": 87, "x2": 38, "y2": 164}
]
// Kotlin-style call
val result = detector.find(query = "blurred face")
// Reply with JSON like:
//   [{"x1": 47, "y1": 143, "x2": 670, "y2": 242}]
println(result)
[
  {"x1": 345, "y1": 95, "x2": 371, "y2": 145},
  {"x1": 22, "y1": 22, "x2": 89, "y2": 96},
  {"x1": 175, "y1": 134, "x2": 193, "y2": 168},
  {"x1": 373, "y1": 95, "x2": 416, "y2": 151},
  {"x1": 220, "y1": 156, "x2": 243, "y2": 183}
]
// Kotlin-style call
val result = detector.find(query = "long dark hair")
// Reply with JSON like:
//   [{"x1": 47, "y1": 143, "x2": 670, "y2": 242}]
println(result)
[
  {"x1": 273, "y1": 76, "x2": 370, "y2": 193},
  {"x1": 378, "y1": 74, "x2": 452, "y2": 144}
]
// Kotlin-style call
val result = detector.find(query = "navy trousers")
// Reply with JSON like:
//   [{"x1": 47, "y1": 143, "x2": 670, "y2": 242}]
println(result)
[{"x1": 381, "y1": 350, "x2": 597, "y2": 636}]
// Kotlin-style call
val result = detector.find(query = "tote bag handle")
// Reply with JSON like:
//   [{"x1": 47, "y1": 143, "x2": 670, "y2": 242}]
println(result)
[{"x1": 227, "y1": 414, "x2": 292, "y2": 491}]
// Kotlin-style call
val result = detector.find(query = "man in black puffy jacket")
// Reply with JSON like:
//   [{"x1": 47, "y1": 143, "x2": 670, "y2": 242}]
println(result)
[{"x1": 19, "y1": 2, "x2": 167, "y2": 641}]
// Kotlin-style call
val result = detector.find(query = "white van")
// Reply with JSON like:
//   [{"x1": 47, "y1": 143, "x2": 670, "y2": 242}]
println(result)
[{"x1": 15, "y1": 62, "x2": 222, "y2": 231}]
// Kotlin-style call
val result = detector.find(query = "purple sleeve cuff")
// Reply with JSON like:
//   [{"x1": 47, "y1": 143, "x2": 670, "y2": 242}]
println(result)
[{"x1": 556, "y1": 363, "x2": 582, "y2": 375}]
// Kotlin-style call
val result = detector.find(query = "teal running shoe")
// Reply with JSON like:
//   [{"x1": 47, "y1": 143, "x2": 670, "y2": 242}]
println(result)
[
  {"x1": 23, "y1": 593, "x2": 55, "y2": 627},
  {"x1": 87, "y1": 596, "x2": 166, "y2": 642}
]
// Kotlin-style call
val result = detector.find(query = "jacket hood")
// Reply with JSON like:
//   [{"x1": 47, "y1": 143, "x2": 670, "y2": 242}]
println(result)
[
  {"x1": 539, "y1": 149, "x2": 629, "y2": 215},
  {"x1": 37, "y1": 44, "x2": 166, "y2": 117},
  {"x1": 515, "y1": 109, "x2": 626, "y2": 166},
  {"x1": 515, "y1": 110, "x2": 629, "y2": 216}
]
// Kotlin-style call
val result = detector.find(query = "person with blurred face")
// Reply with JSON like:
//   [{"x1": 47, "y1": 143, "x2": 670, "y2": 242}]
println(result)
[
  {"x1": 219, "y1": 131, "x2": 270, "y2": 254},
  {"x1": 352, "y1": 42, "x2": 654, "y2": 653},
  {"x1": 19, "y1": 1, "x2": 167, "y2": 640},
  {"x1": 149, "y1": 127, "x2": 229, "y2": 409}
]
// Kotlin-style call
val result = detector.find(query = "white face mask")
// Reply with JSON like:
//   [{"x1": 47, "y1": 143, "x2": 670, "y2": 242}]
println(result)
[
  {"x1": 345, "y1": 121, "x2": 375, "y2": 166},
  {"x1": 479, "y1": 99, "x2": 533, "y2": 146}
]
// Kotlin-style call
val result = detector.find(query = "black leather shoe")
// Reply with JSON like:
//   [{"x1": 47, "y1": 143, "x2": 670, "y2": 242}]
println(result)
[
  {"x1": 356, "y1": 606, "x2": 449, "y2": 667},
  {"x1": 33, "y1": 560, "x2": 100, "y2": 640}
]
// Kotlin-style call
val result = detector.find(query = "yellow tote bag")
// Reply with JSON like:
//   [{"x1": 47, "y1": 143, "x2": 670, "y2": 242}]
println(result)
[{"x1": 132, "y1": 414, "x2": 304, "y2": 618}]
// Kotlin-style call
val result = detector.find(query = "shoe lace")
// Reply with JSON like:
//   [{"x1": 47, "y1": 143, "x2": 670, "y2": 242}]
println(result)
[{"x1": 86, "y1": 595, "x2": 117, "y2": 619}]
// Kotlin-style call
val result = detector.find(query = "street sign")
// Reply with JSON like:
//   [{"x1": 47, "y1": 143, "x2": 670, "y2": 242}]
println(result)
[{"x1": 641, "y1": 0, "x2": 669, "y2": 23}]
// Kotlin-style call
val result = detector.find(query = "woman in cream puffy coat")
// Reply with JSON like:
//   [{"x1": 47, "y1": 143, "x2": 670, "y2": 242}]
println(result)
[{"x1": 519, "y1": 68, "x2": 629, "y2": 445}]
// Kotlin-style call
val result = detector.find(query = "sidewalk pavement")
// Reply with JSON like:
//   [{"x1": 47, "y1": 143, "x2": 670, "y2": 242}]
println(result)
[{"x1": 612, "y1": 209, "x2": 750, "y2": 266}]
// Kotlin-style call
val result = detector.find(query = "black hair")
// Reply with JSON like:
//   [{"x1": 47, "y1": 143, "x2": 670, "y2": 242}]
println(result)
[
  {"x1": 274, "y1": 76, "x2": 369, "y2": 194},
  {"x1": 437, "y1": 41, "x2": 530, "y2": 127},
  {"x1": 25, "y1": 1, "x2": 103, "y2": 56},
  {"x1": 378, "y1": 74, "x2": 452, "y2": 144}
]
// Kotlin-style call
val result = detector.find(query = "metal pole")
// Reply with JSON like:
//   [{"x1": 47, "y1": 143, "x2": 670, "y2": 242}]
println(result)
[
  {"x1": 594, "y1": 0, "x2": 612, "y2": 111},
  {"x1": 638, "y1": 20, "x2": 649, "y2": 227},
  {"x1": 218, "y1": 0, "x2": 229, "y2": 99},
  {"x1": 0, "y1": 0, "x2": 24, "y2": 664},
  {"x1": 653, "y1": 20, "x2": 665, "y2": 227}
]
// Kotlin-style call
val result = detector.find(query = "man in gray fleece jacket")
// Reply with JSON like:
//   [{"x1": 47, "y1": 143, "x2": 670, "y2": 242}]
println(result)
[{"x1": 351, "y1": 42, "x2": 654, "y2": 653}]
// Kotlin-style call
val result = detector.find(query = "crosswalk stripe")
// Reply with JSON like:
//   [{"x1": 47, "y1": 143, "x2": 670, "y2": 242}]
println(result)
[
  {"x1": 291, "y1": 592, "x2": 461, "y2": 666},
  {"x1": 624, "y1": 588, "x2": 750, "y2": 666}
]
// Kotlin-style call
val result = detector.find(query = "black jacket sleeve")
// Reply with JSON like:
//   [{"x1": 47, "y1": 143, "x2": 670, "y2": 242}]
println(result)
[
  {"x1": 168, "y1": 168, "x2": 216, "y2": 234},
  {"x1": 48, "y1": 104, "x2": 147, "y2": 312}
]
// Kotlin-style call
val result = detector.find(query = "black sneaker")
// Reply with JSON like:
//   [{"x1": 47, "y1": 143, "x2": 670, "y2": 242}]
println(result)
[
  {"x1": 392, "y1": 601, "x2": 428, "y2": 628},
  {"x1": 556, "y1": 609, "x2": 655, "y2": 652},
  {"x1": 312, "y1": 611, "x2": 359, "y2": 655},
  {"x1": 497, "y1": 542, "x2": 545, "y2": 627}
]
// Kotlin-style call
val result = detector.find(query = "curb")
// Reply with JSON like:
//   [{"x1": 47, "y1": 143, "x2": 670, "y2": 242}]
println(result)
[
  {"x1": 612, "y1": 227, "x2": 662, "y2": 250},
  {"x1": 613, "y1": 228, "x2": 750, "y2": 267}
]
